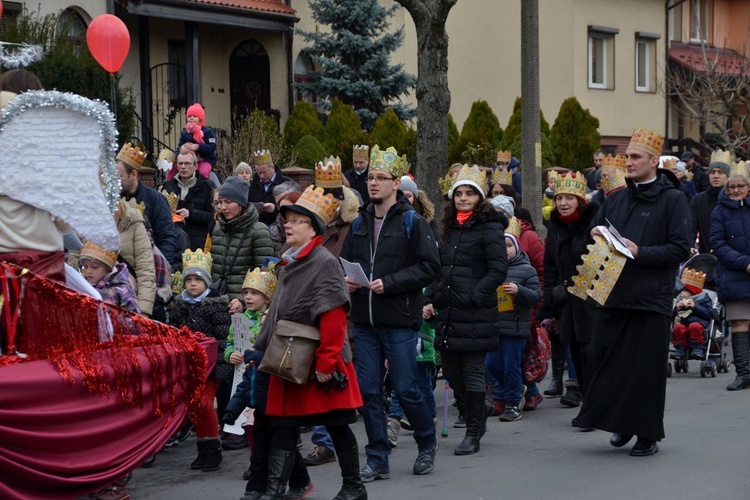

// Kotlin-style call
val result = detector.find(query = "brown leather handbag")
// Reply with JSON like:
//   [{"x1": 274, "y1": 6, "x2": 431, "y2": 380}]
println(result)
[{"x1": 258, "y1": 318, "x2": 320, "y2": 385}]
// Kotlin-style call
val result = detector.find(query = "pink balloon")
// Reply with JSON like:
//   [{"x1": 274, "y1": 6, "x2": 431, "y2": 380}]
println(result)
[{"x1": 86, "y1": 14, "x2": 130, "y2": 74}]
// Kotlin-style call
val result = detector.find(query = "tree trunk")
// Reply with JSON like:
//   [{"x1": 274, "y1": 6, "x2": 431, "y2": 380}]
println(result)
[
  {"x1": 396, "y1": 0, "x2": 457, "y2": 214},
  {"x1": 521, "y1": 0, "x2": 544, "y2": 237}
]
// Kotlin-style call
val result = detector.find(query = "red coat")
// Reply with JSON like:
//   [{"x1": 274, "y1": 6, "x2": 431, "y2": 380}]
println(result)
[{"x1": 518, "y1": 219, "x2": 545, "y2": 289}]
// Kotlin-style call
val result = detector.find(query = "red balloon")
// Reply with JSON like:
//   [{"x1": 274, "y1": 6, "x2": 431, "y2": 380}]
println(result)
[
  {"x1": 0, "y1": 1, "x2": 4, "y2": 20},
  {"x1": 86, "y1": 14, "x2": 130, "y2": 74}
]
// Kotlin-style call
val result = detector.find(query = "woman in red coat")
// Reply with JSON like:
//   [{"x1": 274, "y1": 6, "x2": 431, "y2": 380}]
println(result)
[{"x1": 253, "y1": 186, "x2": 365, "y2": 500}]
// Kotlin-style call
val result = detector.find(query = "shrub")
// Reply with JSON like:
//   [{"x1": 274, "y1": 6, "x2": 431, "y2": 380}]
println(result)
[
  {"x1": 498, "y1": 97, "x2": 557, "y2": 168},
  {"x1": 450, "y1": 100, "x2": 503, "y2": 166},
  {"x1": 325, "y1": 98, "x2": 366, "y2": 167},
  {"x1": 284, "y1": 101, "x2": 324, "y2": 148},
  {"x1": 551, "y1": 97, "x2": 601, "y2": 171},
  {"x1": 294, "y1": 134, "x2": 327, "y2": 170}
]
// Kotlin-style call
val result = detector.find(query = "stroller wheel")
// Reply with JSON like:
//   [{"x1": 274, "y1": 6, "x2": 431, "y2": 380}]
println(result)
[
  {"x1": 711, "y1": 364, "x2": 717, "y2": 378},
  {"x1": 667, "y1": 362, "x2": 673, "y2": 378},
  {"x1": 700, "y1": 361, "x2": 707, "y2": 378}
]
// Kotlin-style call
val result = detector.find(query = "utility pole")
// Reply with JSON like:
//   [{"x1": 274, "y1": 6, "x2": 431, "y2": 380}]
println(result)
[{"x1": 521, "y1": 0, "x2": 543, "y2": 236}]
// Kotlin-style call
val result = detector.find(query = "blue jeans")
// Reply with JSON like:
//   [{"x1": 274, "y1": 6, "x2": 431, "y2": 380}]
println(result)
[
  {"x1": 311, "y1": 425, "x2": 333, "y2": 450},
  {"x1": 389, "y1": 362, "x2": 437, "y2": 420},
  {"x1": 486, "y1": 337, "x2": 527, "y2": 406},
  {"x1": 354, "y1": 325, "x2": 437, "y2": 468}
]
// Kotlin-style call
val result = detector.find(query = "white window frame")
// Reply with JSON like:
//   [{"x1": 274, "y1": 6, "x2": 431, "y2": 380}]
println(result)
[
  {"x1": 588, "y1": 35, "x2": 607, "y2": 89},
  {"x1": 635, "y1": 39, "x2": 650, "y2": 92},
  {"x1": 690, "y1": 0, "x2": 709, "y2": 44}
]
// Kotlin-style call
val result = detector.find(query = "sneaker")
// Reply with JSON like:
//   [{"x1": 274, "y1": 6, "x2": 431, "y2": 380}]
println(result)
[
  {"x1": 413, "y1": 445, "x2": 436, "y2": 475},
  {"x1": 491, "y1": 399, "x2": 506, "y2": 416},
  {"x1": 164, "y1": 434, "x2": 179, "y2": 448},
  {"x1": 284, "y1": 481, "x2": 314, "y2": 499},
  {"x1": 499, "y1": 405, "x2": 522, "y2": 422},
  {"x1": 359, "y1": 462, "x2": 390, "y2": 482},
  {"x1": 304, "y1": 445, "x2": 336, "y2": 466},
  {"x1": 523, "y1": 394, "x2": 543, "y2": 411},
  {"x1": 387, "y1": 418, "x2": 401, "y2": 448},
  {"x1": 222, "y1": 432, "x2": 248, "y2": 451},
  {"x1": 175, "y1": 421, "x2": 193, "y2": 442},
  {"x1": 690, "y1": 347, "x2": 705, "y2": 360},
  {"x1": 399, "y1": 418, "x2": 413, "y2": 431},
  {"x1": 670, "y1": 344, "x2": 687, "y2": 360}
]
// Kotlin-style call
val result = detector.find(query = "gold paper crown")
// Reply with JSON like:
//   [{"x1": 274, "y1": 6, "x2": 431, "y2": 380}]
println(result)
[
  {"x1": 123, "y1": 197, "x2": 145, "y2": 214},
  {"x1": 554, "y1": 172, "x2": 587, "y2": 200},
  {"x1": 547, "y1": 170, "x2": 559, "y2": 182},
  {"x1": 171, "y1": 271, "x2": 184, "y2": 295},
  {"x1": 662, "y1": 157, "x2": 678, "y2": 170},
  {"x1": 452, "y1": 164, "x2": 488, "y2": 196},
  {"x1": 568, "y1": 235, "x2": 627, "y2": 306},
  {"x1": 182, "y1": 249, "x2": 213, "y2": 276},
  {"x1": 79, "y1": 241, "x2": 119, "y2": 271},
  {"x1": 158, "y1": 148, "x2": 175, "y2": 164},
  {"x1": 496, "y1": 150, "x2": 512, "y2": 163},
  {"x1": 506, "y1": 216, "x2": 521, "y2": 238},
  {"x1": 242, "y1": 263, "x2": 278, "y2": 300},
  {"x1": 731, "y1": 160, "x2": 750, "y2": 180},
  {"x1": 439, "y1": 172, "x2": 457, "y2": 196},
  {"x1": 161, "y1": 190, "x2": 180, "y2": 210},
  {"x1": 252, "y1": 149, "x2": 273, "y2": 166},
  {"x1": 370, "y1": 145, "x2": 407, "y2": 178},
  {"x1": 681, "y1": 267, "x2": 707, "y2": 291},
  {"x1": 601, "y1": 154, "x2": 628, "y2": 195},
  {"x1": 628, "y1": 128, "x2": 664, "y2": 158},
  {"x1": 352, "y1": 145, "x2": 370, "y2": 161},
  {"x1": 710, "y1": 149, "x2": 733, "y2": 167},
  {"x1": 492, "y1": 169, "x2": 513, "y2": 187},
  {"x1": 315, "y1": 156, "x2": 343, "y2": 188},
  {"x1": 116, "y1": 142, "x2": 147, "y2": 171},
  {"x1": 295, "y1": 185, "x2": 341, "y2": 226}
]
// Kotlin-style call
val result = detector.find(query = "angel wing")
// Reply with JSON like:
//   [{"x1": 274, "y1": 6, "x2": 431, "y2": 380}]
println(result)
[{"x1": 0, "y1": 91, "x2": 120, "y2": 250}]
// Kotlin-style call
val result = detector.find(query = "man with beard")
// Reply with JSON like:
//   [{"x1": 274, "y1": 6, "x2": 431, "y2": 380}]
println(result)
[
  {"x1": 690, "y1": 150, "x2": 731, "y2": 254},
  {"x1": 579, "y1": 128, "x2": 691, "y2": 457},
  {"x1": 341, "y1": 145, "x2": 441, "y2": 480}
]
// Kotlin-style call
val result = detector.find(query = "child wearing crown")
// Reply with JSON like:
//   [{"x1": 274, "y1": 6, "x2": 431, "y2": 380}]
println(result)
[
  {"x1": 671, "y1": 269, "x2": 713, "y2": 360},
  {"x1": 78, "y1": 242, "x2": 141, "y2": 314},
  {"x1": 169, "y1": 249, "x2": 231, "y2": 472}
]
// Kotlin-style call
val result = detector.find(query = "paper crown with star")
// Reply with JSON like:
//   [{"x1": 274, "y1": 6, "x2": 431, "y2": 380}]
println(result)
[
  {"x1": 554, "y1": 171, "x2": 587, "y2": 200},
  {"x1": 492, "y1": 168, "x2": 512, "y2": 187},
  {"x1": 628, "y1": 128, "x2": 664, "y2": 158},
  {"x1": 450, "y1": 164, "x2": 488, "y2": 199},
  {"x1": 710, "y1": 149, "x2": 733, "y2": 167},
  {"x1": 731, "y1": 160, "x2": 750, "y2": 180},
  {"x1": 439, "y1": 172, "x2": 457, "y2": 196},
  {"x1": 295, "y1": 185, "x2": 341, "y2": 226},
  {"x1": 352, "y1": 145, "x2": 369, "y2": 161},
  {"x1": 496, "y1": 150, "x2": 512, "y2": 163},
  {"x1": 79, "y1": 241, "x2": 119, "y2": 271},
  {"x1": 315, "y1": 156, "x2": 343, "y2": 188},
  {"x1": 116, "y1": 142, "x2": 147, "y2": 171},
  {"x1": 370, "y1": 145, "x2": 407, "y2": 178},
  {"x1": 242, "y1": 263, "x2": 278, "y2": 300},
  {"x1": 252, "y1": 149, "x2": 273, "y2": 166},
  {"x1": 600, "y1": 154, "x2": 628, "y2": 195}
]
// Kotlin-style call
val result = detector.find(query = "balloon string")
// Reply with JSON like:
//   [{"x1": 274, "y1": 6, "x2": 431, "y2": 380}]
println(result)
[{"x1": 110, "y1": 74, "x2": 118, "y2": 125}]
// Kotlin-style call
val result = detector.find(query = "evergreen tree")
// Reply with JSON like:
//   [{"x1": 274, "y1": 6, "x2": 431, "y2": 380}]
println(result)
[
  {"x1": 325, "y1": 98, "x2": 366, "y2": 167},
  {"x1": 294, "y1": 134, "x2": 327, "y2": 170},
  {"x1": 447, "y1": 113, "x2": 460, "y2": 164},
  {"x1": 450, "y1": 100, "x2": 503, "y2": 166},
  {"x1": 369, "y1": 108, "x2": 408, "y2": 153},
  {"x1": 551, "y1": 97, "x2": 601, "y2": 171},
  {"x1": 296, "y1": 0, "x2": 416, "y2": 129},
  {"x1": 499, "y1": 97, "x2": 557, "y2": 168},
  {"x1": 284, "y1": 101, "x2": 324, "y2": 148}
]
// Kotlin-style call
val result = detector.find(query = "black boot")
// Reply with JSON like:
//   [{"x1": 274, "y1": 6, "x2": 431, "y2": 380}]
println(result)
[
  {"x1": 454, "y1": 394, "x2": 467, "y2": 428},
  {"x1": 544, "y1": 341, "x2": 565, "y2": 397},
  {"x1": 190, "y1": 440, "x2": 208, "y2": 470},
  {"x1": 454, "y1": 391, "x2": 484, "y2": 455},
  {"x1": 259, "y1": 449, "x2": 295, "y2": 500},
  {"x1": 202, "y1": 438, "x2": 223, "y2": 472},
  {"x1": 728, "y1": 332, "x2": 750, "y2": 391},
  {"x1": 560, "y1": 380, "x2": 582, "y2": 407},
  {"x1": 333, "y1": 445, "x2": 367, "y2": 500}
]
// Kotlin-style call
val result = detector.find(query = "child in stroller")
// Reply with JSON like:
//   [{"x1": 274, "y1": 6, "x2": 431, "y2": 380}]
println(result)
[{"x1": 671, "y1": 268, "x2": 713, "y2": 361}]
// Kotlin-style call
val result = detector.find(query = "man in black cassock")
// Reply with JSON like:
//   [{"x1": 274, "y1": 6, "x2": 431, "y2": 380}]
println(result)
[{"x1": 579, "y1": 128, "x2": 691, "y2": 456}]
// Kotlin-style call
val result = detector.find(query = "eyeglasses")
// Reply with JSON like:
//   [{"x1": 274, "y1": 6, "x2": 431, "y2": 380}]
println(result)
[
  {"x1": 367, "y1": 175, "x2": 395, "y2": 183},
  {"x1": 727, "y1": 184, "x2": 749, "y2": 191},
  {"x1": 177, "y1": 161, "x2": 195, "y2": 166},
  {"x1": 282, "y1": 217, "x2": 310, "y2": 226}
]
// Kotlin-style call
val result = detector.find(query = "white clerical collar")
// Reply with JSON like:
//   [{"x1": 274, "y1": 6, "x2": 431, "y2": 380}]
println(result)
[{"x1": 634, "y1": 176, "x2": 657, "y2": 187}]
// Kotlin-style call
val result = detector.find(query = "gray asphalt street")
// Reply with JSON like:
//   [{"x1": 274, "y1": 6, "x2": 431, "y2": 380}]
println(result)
[{"x1": 130, "y1": 359, "x2": 750, "y2": 500}]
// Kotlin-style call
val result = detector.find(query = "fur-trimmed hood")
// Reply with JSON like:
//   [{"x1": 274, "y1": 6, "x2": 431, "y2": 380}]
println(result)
[
  {"x1": 338, "y1": 186, "x2": 361, "y2": 225},
  {"x1": 416, "y1": 190, "x2": 435, "y2": 223}
]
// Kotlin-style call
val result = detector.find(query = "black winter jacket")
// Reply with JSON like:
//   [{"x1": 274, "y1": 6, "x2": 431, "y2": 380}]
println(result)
[
  {"x1": 341, "y1": 192, "x2": 440, "y2": 330},
  {"x1": 498, "y1": 252, "x2": 541, "y2": 339},
  {"x1": 169, "y1": 293, "x2": 231, "y2": 375},
  {"x1": 538, "y1": 201, "x2": 600, "y2": 320},
  {"x1": 177, "y1": 126, "x2": 217, "y2": 167},
  {"x1": 124, "y1": 183, "x2": 179, "y2": 266},
  {"x1": 247, "y1": 165, "x2": 293, "y2": 226},
  {"x1": 689, "y1": 187, "x2": 720, "y2": 254},
  {"x1": 344, "y1": 167, "x2": 370, "y2": 205},
  {"x1": 590, "y1": 171, "x2": 691, "y2": 316},
  {"x1": 162, "y1": 174, "x2": 215, "y2": 251},
  {"x1": 431, "y1": 203, "x2": 508, "y2": 352}
]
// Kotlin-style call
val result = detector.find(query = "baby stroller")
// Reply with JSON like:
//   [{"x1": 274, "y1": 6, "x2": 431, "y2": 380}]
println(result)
[{"x1": 667, "y1": 253, "x2": 731, "y2": 378}]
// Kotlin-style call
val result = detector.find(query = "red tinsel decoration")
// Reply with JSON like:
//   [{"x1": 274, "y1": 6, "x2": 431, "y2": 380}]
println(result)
[{"x1": 0, "y1": 264, "x2": 209, "y2": 424}]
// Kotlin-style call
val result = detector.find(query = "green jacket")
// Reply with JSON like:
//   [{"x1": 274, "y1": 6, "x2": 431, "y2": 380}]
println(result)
[
  {"x1": 211, "y1": 207, "x2": 274, "y2": 301},
  {"x1": 417, "y1": 317, "x2": 436, "y2": 366},
  {"x1": 224, "y1": 308, "x2": 266, "y2": 362}
]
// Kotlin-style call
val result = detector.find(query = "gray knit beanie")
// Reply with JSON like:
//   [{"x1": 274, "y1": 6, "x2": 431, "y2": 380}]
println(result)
[
  {"x1": 218, "y1": 176, "x2": 249, "y2": 207},
  {"x1": 490, "y1": 195, "x2": 515, "y2": 217},
  {"x1": 708, "y1": 161, "x2": 731, "y2": 177},
  {"x1": 399, "y1": 176, "x2": 419, "y2": 198}
]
